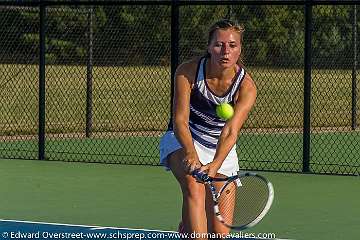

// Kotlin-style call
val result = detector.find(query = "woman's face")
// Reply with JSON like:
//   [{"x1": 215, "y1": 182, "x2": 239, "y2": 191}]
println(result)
[{"x1": 208, "y1": 29, "x2": 241, "y2": 68}]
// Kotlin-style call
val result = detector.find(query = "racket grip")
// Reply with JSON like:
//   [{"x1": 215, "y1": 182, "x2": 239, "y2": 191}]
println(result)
[{"x1": 192, "y1": 169, "x2": 210, "y2": 182}]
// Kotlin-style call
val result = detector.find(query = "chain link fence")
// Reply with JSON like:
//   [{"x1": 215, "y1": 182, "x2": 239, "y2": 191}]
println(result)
[{"x1": 0, "y1": 0, "x2": 359, "y2": 175}]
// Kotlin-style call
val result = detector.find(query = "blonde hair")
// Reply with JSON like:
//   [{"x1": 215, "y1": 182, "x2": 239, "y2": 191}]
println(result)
[{"x1": 206, "y1": 19, "x2": 245, "y2": 66}]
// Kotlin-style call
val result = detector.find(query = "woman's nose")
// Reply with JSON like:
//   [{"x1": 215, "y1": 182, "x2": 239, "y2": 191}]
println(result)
[{"x1": 221, "y1": 45, "x2": 230, "y2": 54}]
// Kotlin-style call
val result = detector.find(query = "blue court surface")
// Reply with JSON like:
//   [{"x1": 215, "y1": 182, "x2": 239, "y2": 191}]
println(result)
[{"x1": 0, "y1": 219, "x2": 289, "y2": 240}]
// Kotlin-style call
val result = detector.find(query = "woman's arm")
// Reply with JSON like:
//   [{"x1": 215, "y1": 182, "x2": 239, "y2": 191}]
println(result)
[{"x1": 172, "y1": 60, "x2": 202, "y2": 173}]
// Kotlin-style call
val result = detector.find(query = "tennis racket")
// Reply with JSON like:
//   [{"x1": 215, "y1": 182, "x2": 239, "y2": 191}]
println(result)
[{"x1": 192, "y1": 170, "x2": 274, "y2": 230}]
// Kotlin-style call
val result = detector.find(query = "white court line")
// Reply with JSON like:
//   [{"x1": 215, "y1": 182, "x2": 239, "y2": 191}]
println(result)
[
  {"x1": 0, "y1": 218, "x2": 176, "y2": 233},
  {"x1": 0, "y1": 218, "x2": 295, "y2": 240}
]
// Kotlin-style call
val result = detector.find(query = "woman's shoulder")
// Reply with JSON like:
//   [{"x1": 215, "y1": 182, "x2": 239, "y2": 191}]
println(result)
[
  {"x1": 241, "y1": 72, "x2": 257, "y2": 93},
  {"x1": 175, "y1": 56, "x2": 204, "y2": 76}
]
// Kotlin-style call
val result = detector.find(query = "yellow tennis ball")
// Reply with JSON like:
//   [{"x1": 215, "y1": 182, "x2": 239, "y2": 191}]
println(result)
[{"x1": 216, "y1": 103, "x2": 234, "y2": 120}]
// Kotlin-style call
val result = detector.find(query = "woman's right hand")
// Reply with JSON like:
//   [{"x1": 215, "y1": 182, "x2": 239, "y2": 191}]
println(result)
[{"x1": 182, "y1": 151, "x2": 202, "y2": 174}]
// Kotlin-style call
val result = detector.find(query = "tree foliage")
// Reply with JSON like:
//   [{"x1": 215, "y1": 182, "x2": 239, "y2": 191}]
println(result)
[{"x1": 0, "y1": 5, "x2": 358, "y2": 68}]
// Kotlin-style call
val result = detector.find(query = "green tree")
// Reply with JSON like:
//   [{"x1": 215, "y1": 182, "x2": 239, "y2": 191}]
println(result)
[
  {"x1": 312, "y1": 5, "x2": 352, "y2": 68},
  {"x1": 15, "y1": 6, "x2": 106, "y2": 65}
]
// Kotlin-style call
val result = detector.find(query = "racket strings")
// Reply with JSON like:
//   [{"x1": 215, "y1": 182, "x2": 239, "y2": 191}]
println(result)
[
  {"x1": 217, "y1": 182, "x2": 236, "y2": 225},
  {"x1": 218, "y1": 176, "x2": 270, "y2": 228}
]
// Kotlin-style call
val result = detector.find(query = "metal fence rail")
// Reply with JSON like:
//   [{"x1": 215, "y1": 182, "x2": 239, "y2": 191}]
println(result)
[{"x1": 0, "y1": 0, "x2": 359, "y2": 175}]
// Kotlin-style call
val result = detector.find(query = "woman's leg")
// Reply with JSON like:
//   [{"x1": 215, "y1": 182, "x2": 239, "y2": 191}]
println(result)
[{"x1": 168, "y1": 149, "x2": 208, "y2": 240}]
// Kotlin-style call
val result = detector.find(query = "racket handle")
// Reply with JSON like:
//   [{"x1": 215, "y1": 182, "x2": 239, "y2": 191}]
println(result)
[{"x1": 192, "y1": 169, "x2": 210, "y2": 182}]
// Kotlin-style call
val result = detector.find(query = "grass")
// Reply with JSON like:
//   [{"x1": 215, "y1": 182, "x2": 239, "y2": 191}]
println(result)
[
  {"x1": 0, "y1": 64, "x2": 172, "y2": 135},
  {"x1": 0, "y1": 64, "x2": 360, "y2": 135},
  {"x1": 247, "y1": 67, "x2": 360, "y2": 128},
  {"x1": 1, "y1": 64, "x2": 359, "y2": 175},
  {"x1": 1, "y1": 159, "x2": 359, "y2": 240}
]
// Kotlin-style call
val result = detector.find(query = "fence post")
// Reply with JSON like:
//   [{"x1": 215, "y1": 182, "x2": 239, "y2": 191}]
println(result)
[
  {"x1": 352, "y1": 5, "x2": 357, "y2": 130},
  {"x1": 86, "y1": 6, "x2": 94, "y2": 138},
  {"x1": 38, "y1": 2, "x2": 46, "y2": 160},
  {"x1": 303, "y1": 0, "x2": 312, "y2": 173},
  {"x1": 170, "y1": 0, "x2": 179, "y2": 117}
]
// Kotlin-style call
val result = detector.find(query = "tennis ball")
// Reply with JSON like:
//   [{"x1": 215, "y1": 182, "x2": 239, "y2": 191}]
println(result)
[{"x1": 216, "y1": 103, "x2": 234, "y2": 120}]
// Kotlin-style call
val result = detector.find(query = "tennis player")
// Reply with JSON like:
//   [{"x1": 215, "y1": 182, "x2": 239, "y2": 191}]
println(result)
[{"x1": 160, "y1": 19, "x2": 257, "y2": 239}]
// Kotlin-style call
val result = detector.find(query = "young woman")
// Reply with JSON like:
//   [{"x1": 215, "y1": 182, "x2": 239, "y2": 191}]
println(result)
[{"x1": 160, "y1": 19, "x2": 257, "y2": 239}]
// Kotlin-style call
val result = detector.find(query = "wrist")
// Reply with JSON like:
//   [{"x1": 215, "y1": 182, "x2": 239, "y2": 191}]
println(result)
[{"x1": 184, "y1": 149, "x2": 197, "y2": 155}]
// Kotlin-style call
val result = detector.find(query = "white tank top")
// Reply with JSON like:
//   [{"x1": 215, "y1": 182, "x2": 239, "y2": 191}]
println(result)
[{"x1": 188, "y1": 57, "x2": 246, "y2": 149}]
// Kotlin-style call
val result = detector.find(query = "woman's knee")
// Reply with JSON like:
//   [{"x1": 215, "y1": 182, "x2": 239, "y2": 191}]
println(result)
[
  {"x1": 167, "y1": 150, "x2": 205, "y2": 199},
  {"x1": 180, "y1": 177, "x2": 206, "y2": 200}
]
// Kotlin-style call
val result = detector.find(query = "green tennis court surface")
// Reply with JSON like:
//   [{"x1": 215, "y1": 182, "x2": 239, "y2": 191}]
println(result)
[{"x1": 0, "y1": 159, "x2": 359, "y2": 240}]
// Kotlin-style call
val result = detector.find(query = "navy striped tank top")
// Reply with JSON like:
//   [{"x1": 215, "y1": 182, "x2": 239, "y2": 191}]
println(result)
[{"x1": 168, "y1": 57, "x2": 246, "y2": 149}]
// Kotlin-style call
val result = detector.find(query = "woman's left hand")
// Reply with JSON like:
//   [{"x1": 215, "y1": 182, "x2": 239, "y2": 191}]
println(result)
[{"x1": 198, "y1": 161, "x2": 222, "y2": 178}]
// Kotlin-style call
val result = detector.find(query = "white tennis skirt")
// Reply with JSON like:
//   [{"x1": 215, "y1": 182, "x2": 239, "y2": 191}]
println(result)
[{"x1": 159, "y1": 131, "x2": 239, "y2": 177}]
